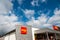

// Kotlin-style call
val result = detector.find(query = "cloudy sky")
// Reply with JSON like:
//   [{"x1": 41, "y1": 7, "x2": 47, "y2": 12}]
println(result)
[
  {"x1": 0, "y1": 0, "x2": 60, "y2": 35},
  {"x1": 12, "y1": 0, "x2": 60, "y2": 28}
]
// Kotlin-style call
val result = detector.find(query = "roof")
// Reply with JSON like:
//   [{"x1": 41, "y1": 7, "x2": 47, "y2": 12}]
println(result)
[
  {"x1": 0, "y1": 23, "x2": 17, "y2": 37},
  {"x1": 34, "y1": 28, "x2": 60, "y2": 34},
  {"x1": 0, "y1": 28, "x2": 15, "y2": 37}
]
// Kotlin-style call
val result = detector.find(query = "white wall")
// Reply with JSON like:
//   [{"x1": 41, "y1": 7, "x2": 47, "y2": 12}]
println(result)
[
  {"x1": 4, "y1": 32, "x2": 16, "y2": 40},
  {"x1": 4, "y1": 27, "x2": 39, "y2": 40},
  {"x1": 32, "y1": 28, "x2": 39, "y2": 40},
  {"x1": 0, "y1": 37, "x2": 4, "y2": 40},
  {"x1": 4, "y1": 35, "x2": 9, "y2": 40}
]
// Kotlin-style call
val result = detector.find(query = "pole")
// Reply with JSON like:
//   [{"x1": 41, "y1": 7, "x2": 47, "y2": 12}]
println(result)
[
  {"x1": 46, "y1": 32, "x2": 49, "y2": 40},
  {"x1": 55, "y1": 33, "x2": 57, "y2": 40}
]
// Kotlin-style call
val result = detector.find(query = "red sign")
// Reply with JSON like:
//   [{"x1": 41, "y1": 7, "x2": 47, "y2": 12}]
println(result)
[
  {"x1": 53, "y1": 25, "x2": 58, "y2": 30},
  {"x1": 20, "y1": 26, "x2": 27, "y2": 34}
]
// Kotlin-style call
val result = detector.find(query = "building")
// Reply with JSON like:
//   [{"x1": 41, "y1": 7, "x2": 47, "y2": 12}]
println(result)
[
  {"x1": 0, "y1": 30, "x2": 16, "y2": 40},
  {"x1": 34, "y1": 28, "x2": 60, "y2": 40},
  {"x1": 0, "y1": 25, "x2": 39, "y2": 40},
  {"x1": 0, "y1": 25, "x2": 60, "y2": 40}
]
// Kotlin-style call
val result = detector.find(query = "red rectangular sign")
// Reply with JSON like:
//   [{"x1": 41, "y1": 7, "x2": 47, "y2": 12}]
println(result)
[
  {"x1": 20, "y1": 26, "x2": 27, "y2": 34},
  {"x1": 53, "y1": 25, "x2": 58, "y2": 30}
]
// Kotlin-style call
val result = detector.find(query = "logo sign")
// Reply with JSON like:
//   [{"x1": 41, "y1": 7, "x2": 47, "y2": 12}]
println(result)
[
  {"x1": 16, "y1": 25, "x2": 33, "y2": 40},
  {"x1": 21, "y1": 26, "x2": 27, "y2": 34},
  {"x1": 53, "y1": 25, "x2": 58, "y2": 30}
]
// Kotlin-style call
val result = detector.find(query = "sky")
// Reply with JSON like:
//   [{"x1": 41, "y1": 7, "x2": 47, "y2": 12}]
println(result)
[
  {"x1": 0, "y1": 0, "x2": 60, "y2": 35},
  {"x1": 12, "y1": 0, "x2": 60, "y2": 28}
]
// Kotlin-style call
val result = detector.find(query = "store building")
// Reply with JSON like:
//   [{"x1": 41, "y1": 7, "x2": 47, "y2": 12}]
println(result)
[
  {"x1": 34, "y1": 28, "x2": 60, "y2": 40},
  {"x1": 0, "y1": 30, "x2": 16, "y2": 40},
  {"x1": 0, "y1": 25, "x2": 60, "y2": 40}
]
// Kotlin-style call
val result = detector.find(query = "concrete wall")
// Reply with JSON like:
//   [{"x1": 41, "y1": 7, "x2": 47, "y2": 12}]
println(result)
[{"x1": 16, "y1": 25, "x2": 33, "y2": 40}]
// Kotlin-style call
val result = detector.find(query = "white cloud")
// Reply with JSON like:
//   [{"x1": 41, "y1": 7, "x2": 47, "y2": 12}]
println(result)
[
  {"x1": 25, "y1": 8, "x2": 60, "y2": 29},
  {"x1": 38, "y1": 14, "x2": 48, "y2": 24},
  {"x1": 48, "y1": 8, "x2": 60, "y2": 27},
  {"x1": 54, "y1": 8, "x2": 60, "y2": 15},
  {"x1": 26, "y1": 17, "x2": 40, "y2": 27},
  {"x1": 0, "y1": 14, "x2": 19, "y2": 34},
  {"x1": 48, "y1": 15, "x2": 60, "y2": 26},
  {"x1": 43, "y1": 24, "x2": 52, "y2": 27},
  {"x1": 24, "y1": 9, "x2": 35, "y2": 19},
  {"x1": 31, "y1": 0, "x2": 39, "y2": 6},
  {"x1": 17, "y1": 0, "x2": 23, "y2": 5},
  {"x1": 31, "y1": 0, "x2": 46, "y2": 6},
  {"x1": 43, "y1": 24, "x2": 53, "y2": 29},
  {"x1": 41, "y1": 0, "x2": 46, "y2": 3},
  {"x1": 26, "y1": 14, "x2": 49, "y2": 28},
  {"x1": 0, "y1": 0, "x2": 13, "y2": 14},
  {"x1": 0, "y1": 0, "x2": 19, "y2": 35},
  {"x1": 26, "y1": 8, "x2": 60, "y2": 28},
  {"x1": 0, "y1": 14, "x2": 17, "y2": 23}
]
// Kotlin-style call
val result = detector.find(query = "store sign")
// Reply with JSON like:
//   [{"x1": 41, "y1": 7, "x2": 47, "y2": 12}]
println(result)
[
  {"x1": 21, "y1": 26, "x2": 27, "y2": 34},
  {"x1": 16, "y1": 25, "x2": 33, "y2": 40},
  {"x1": 53, "y1": 25, "x2": 58, "y2": 30}
]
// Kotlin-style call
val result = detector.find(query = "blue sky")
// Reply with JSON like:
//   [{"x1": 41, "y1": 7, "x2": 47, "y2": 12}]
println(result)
[
  {"x1": 12, "y1": 0, "x2": 60, "y2": 21},
  {"x1": 0, "y1": 0, "x2": 60, "y2": 35},
  {"x1": 11, "y1": 0, "x2": 60, "y2": 28}
]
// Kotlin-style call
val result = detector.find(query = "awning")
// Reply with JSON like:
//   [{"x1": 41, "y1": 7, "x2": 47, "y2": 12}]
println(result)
[{"x1": 34, "y1": 28, "x2": 60, "y2": 34}]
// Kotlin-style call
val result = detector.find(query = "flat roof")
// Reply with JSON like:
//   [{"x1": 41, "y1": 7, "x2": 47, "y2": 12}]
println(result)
[{"x1": 34, "y1": 28, "x2": 60, "y2": 34}]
